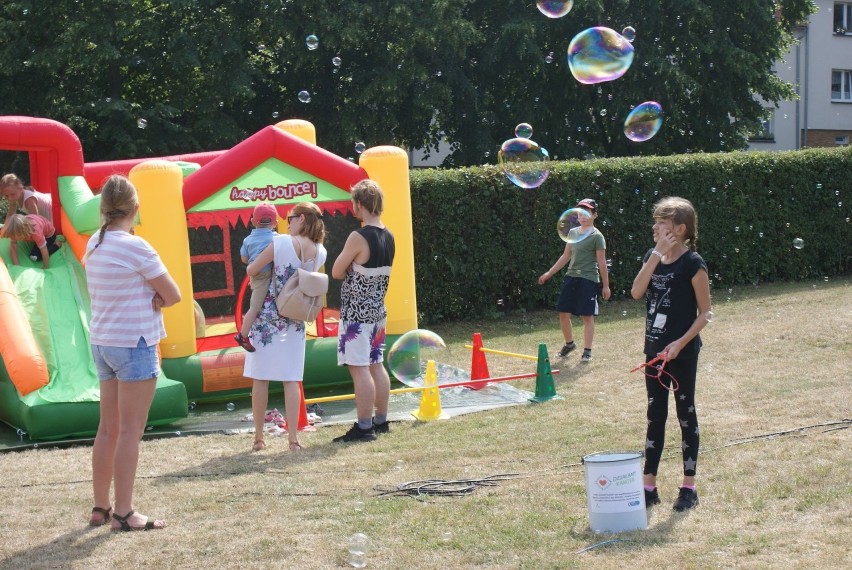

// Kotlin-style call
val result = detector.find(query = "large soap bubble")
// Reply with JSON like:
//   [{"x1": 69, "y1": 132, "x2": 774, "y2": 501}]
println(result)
[
  {"x1": 536, "y1": 1, "x2": 574, "y2": 18},
  {"x1": 498, "y1": 138, "x2": 550, "y2": 189},
  {"x1": 388, "y1": 329, "x2": 449, "y2": 387},
  {"x1": 557, "y1": 208, "x2": 595, "y2": 243},
  {"x1": 624, "y1": 101, "x2": 664, "y2": 142},
  {"x1": 515, "y1": 122, "x2": 533, "y2": 139},
  {"x1": 567, "y1": 26, "x2": 635, "y2": 84}
]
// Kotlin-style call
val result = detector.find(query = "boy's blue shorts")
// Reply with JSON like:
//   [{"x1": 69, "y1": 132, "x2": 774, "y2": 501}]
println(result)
[{"x1": 555, "y1": 276, "x2": 600, "y2": 316}]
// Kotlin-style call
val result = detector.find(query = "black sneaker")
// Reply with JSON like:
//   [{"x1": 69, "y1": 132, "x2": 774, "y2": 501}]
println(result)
[
  {"x1": 644, "y1": 488, "x2": 661, "y2": 507},
  {"x1": 673, "y1": 487, "x2": 699, "y2": 512},
  {"x1": 581, "y1": 349, "x2": 592, "y2": 363},
  {"x1": 557, "y1": 342, "x2": 576, "y2": 358},
  {"x1": 332, "y1": 422, "x2": 377, "y2": 443},
  {"x1": 372, "y1": 419, "x2": 390, "y2": 434}
]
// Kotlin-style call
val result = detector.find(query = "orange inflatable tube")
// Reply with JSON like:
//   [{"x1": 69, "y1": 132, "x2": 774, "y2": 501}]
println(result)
[{"x1": 0, "y1": 260, "x2": 50, "y2": 395}]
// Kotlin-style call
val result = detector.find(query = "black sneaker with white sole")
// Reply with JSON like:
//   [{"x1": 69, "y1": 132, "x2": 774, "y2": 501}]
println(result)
[{"x1": 557, "y1": 342, "x2": 576, "y2": 358}]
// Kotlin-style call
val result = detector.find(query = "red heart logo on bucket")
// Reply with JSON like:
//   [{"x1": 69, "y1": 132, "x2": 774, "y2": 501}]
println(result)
[{"x1": 598, "y1": 479, "x2": 607, "y2": 486}]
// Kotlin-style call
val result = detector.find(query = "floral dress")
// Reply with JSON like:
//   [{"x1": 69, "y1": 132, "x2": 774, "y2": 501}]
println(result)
[{"x1": 243, "y1": 234, "x2": 327, "y2": 381}]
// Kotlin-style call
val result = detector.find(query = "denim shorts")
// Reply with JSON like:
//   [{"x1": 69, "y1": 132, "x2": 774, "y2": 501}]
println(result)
[{"x1": 92, "y1": 337, "x2": 160, "y2": 382}]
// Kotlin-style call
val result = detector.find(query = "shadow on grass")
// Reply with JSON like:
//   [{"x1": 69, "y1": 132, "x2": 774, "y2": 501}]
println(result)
[{"x1": 0, "y1": 525, "x2": 114, "y2": 568}]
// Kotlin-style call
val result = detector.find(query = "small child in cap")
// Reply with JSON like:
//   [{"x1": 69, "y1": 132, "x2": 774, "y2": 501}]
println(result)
[
  {"x1": 537, "y1": 198, "x2": 611, "y2": 362},
  {"x1": 235, "y1": 203, "x2": 278, "y2": 352}
]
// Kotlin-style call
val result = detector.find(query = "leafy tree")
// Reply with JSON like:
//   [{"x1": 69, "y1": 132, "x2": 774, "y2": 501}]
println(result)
[{"x1": 0, "y1": 0, "x2": 815, "y2": 166}]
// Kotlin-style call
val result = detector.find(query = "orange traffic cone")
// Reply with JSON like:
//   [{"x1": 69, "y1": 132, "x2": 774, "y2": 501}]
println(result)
[
  {"x1": 283, "y1": 383, "x2": 317, "y2": 432},
  {"x1": 412, "y1": 360, "x2": 449, "y2": 421},
  {"x1": 469, "y1": 332, "x2": 491, "y2": 390}
]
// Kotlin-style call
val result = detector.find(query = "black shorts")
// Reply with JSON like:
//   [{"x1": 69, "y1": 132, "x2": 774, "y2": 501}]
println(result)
[
  {"x1": 29, "y1": 234, "x2": 60, "y2": 261},
  {"x1": 555, "y1": 276, "x2": 599, "y2": 316}
]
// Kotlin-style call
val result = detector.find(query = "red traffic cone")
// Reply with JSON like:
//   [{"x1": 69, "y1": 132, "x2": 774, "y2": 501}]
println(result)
[
  {"x1": 283, "y1": 383, "x2": 317, "y2": 432},
  {"x1": 469, "y1": 333, "x2": 491, "y2": 390}
]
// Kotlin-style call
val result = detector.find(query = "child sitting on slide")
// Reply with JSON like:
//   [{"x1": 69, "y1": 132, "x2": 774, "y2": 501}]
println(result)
[
  {"x1": 1, "y1": 173, "x2": 53, "y2": 224},
  {"x1": 2, "y1": 213, "x2": 61, "y2": 269}
]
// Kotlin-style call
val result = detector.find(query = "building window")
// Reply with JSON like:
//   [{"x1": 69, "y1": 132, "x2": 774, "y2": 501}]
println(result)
[
  {"x1": 835, "y1": 3, "x2": 852, "y2": 34},
  {"x1": 837, "y1": 135, "x2": 850, "y2": 145},
  {"x1": 750, "y1": 109, "x2": 775, "y2": 141},
  {"x1": 832, "y1": 70, "x2": 852, "y2": 101}
]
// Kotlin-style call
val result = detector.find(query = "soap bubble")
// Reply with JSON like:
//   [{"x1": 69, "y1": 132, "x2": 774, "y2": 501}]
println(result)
[
  {"x1": 792, "y1": 238, "x2": 804, "y2": 249},
  {"x1": 306, "y1": 34, "x2": 319, "y2": 50},
  {"x1": 498, "y1": 138, "x2": 550, "y2": 189},
  {"x1": 704, "y1": 310, "x2": 715, "y2": 323},
  {"x1": 298, "y1": 90, "x2": 311, "y2": 103},
  {"x1": 271, "y1": 111, "x2": 279, "y2": 119},
  {"x1": 388, "y1": 329, "x2": 448, "y2": 387},
  {"x1": 544, "y1": 52, "x2": 554, "y2": 64},
  {"x1": 624, "y1": 101, "x2": 663, "y2": 142},
  {"x1": 536, "y1": 0, "x2": 574, "y2": 18},
  {"x1": 136, "y1": 118, "x2": 148, "y2": 129},
  {"x1": 514, "y1": 122, "x2": 533, "y2": 139},
  {"x1": 557, "y1": 208, "x2": 595, "y2": 244},
  {"x1": 332, "y1": 56, "x2": 342, "y2": 67},
  {"x1": 441, "y1": 531, "x2": 452, "y2": 542},
  {"x1": 622, "y1": 26, "x2": 636, "y2": 42},
  {"x1": 348, "y1": 532, "x2": 369, "y2": 556},
  {"x1": 567, "y1": 27, "x2": 635, "y2": 84},
  {"x1": 226, "y1": 402, "x2": 235, "y2": 412},
  {"x1": 354, "y1": 142, "x2": 366, "y2": 154}
]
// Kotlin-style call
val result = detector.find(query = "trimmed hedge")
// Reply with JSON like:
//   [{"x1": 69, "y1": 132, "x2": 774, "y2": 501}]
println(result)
[{"x1": 410, "y1": 146, "x2": 852, "y2": 325}]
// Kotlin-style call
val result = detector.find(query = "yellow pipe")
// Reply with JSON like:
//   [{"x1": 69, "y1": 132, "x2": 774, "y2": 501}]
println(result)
[{"x1": 463, "y1": 345, "x2": 538, "y2": 362}]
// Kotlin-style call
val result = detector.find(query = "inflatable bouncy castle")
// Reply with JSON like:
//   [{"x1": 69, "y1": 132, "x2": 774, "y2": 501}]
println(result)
[{"x1": 0, "y1": 117, "x2": 417, "y2": 440}]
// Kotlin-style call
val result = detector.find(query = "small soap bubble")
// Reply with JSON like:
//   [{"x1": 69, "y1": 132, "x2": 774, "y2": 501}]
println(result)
[
  {"x1": 388, "y1": 330, "x2": 448, "y2": 387},
  {"x1": 704, "y1": 311, "x2": 714, "y2": 323},
  {"x1": 348, "y1": 533, "x2": 370, "y2": 556},
  {"x1": 624, "y1": 101, "x2": 663, "y2": 142},
  {"x1": 816, "y1": 183, "x2": 822, "y2": 189},
  {"x1": 567, "y1": 26, "x2": 635, "y2": 84},
  {"x1": 175, "y1": 431, "x2": 181, "y2": 436},
  {"x1": 271, "y1": 111, "x2": 279, "y2": 119},
  {"x1": 395, "y1": 459, "x2": 405, "y2": 470},
  {"x1": 622, "y1": 310, "x2": 628, "y2": 317},
  {"x1": 544, "y1": 52, "x2": 554, "y2": 64},
  {"x1": 536, "y1": 0, "x2": 573, "y2": 18},
  {"x1": 498, "y1": 137, "x2": 550, "y2": 189},
  {"x1": 354, "y1": 501, "x2": 365, "y2": 512},
  {"x1": 189, "y1": 401, "x2": 196, "y2": 411},
  {"x1": 332, "y1": 56, "x2": 342, "y2": 67},
  {"x1": 557, "y1": 208, "x2": 594, "y2": 244},
  {"x1": 306, "y1": 34, "x2": 319, "y2": 50},
  {"x1": 792, "y1": 238, "x2": 804, "y2": 249},
  {"x1": 226, "y1": 402, "x2": 236, "y2": 412},
  {"x1": 354, "y1": 142, "x2": 366, "y2": 154},
  {"x1": 298, "y1": 90, "x2": 311, "y2": 103},
  {"x1": 514, "y1": 122, "x2": 533, "y2": 139},
  {"x1": 441, "y1": 531, "x2": 452, "y2": 542},
  {"x1": 622, "y1": 26, "x2": 636, "y2": 42},
  {"x1": 136, "y1": 118, "x2": 148, "y2": 129}
]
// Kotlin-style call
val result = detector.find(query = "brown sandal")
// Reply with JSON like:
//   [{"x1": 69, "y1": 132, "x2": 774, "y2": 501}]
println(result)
[
  {"x1": 111, "y1": 510, "x2": 166, "y2": 531},
  {"x1": 89, "y1": 506, "x2": 112, "y2": 527},
  {"x1": 252, "y1": 439, "x2": 267, "y2": 451}
]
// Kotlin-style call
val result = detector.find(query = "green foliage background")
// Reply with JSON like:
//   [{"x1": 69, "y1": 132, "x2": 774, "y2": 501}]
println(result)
[{"x1": 411, "y1": 147, "x2": 852, "y2": 324}]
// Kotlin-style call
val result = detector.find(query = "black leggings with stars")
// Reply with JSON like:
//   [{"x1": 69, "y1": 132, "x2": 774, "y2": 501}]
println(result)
[{"x1": 643, "y1": 355, "x2": 700, "y2": 477}]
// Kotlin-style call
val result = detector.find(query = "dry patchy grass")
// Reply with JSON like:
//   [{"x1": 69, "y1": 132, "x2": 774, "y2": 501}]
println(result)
[{"x1": 0, "y1": 279, "x2": 849, "y2": 569}]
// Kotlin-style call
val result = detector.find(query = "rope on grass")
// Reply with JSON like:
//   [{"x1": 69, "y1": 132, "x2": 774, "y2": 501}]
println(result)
[{"x1": 374, "y1": 473, "x2": 532, "y2": 500}]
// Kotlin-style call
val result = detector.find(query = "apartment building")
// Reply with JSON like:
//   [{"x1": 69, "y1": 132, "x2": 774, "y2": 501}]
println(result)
[{"x1": 749, "y1": 0, "x2": 852, "y2": 150}]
